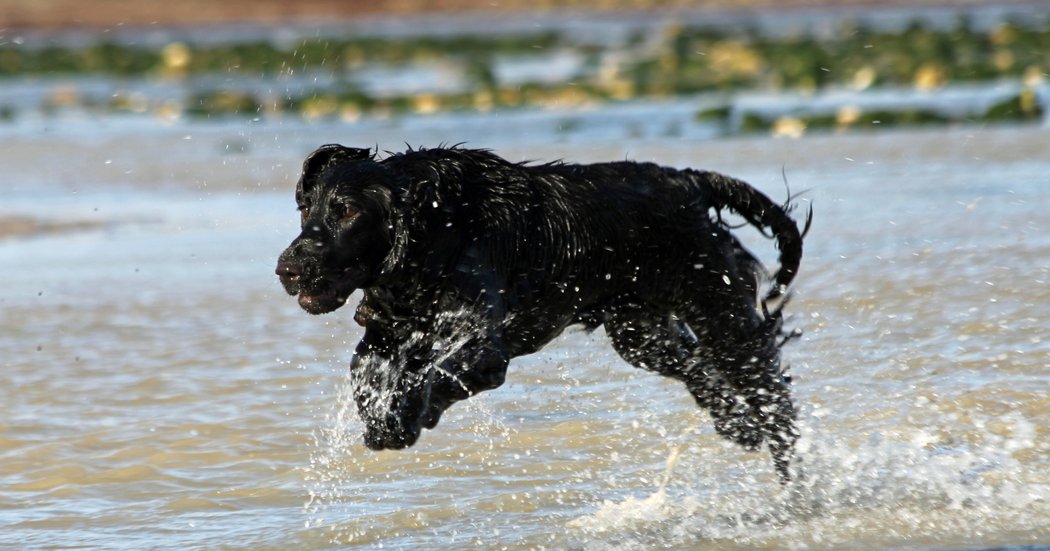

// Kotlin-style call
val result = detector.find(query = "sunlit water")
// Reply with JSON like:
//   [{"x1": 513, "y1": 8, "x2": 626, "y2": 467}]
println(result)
[{"x1": 1, "y1": 109, "x2": 1047, "y2": 549}]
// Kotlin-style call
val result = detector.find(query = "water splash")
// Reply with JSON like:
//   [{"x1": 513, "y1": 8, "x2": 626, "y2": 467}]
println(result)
[
  {"x1": 567, "y1": 406, "x2": 1050, "y2": 550},
  {"x1": 300, "y1": 307, "x2": 501, "y2": 543},
  {"x1": 567, "y1": 429, "x2": 693, "y2": 532},
  {"x1": 302, "y1": 363, "x2": 361, "y2": 531}
]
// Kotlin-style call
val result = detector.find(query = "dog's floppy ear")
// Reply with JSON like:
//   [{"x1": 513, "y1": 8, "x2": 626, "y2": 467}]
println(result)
[
  {"x1": 302, "y1": 144, "x2": 373, "y2": 177},
  {"x1": 305, "y1": 144, "x2": 373, "y2": 170},
  {"x1": 298, "y1": 144, "x2": 374, "y2": 196}
]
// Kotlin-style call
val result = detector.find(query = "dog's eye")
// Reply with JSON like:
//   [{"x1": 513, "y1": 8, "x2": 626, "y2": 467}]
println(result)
[
  {"x1": 341, "y1": 206, "x2": 360, "y2": 222},
  {"x1": 298, "y1": 206, "x2": 310, "y2": 224}
]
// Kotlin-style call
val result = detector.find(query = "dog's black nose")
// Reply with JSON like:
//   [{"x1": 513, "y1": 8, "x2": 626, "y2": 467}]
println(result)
[{"x1": 276, "y1": 261, "x2": 302, "y2": 283}]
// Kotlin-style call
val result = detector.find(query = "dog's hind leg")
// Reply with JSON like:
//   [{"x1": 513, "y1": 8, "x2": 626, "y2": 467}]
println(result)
[
  {"x1": 603, "y1": 301, "x2": 694, "y2": 378},
  {"x1": 599, "y1": 284, "x2": 799, "y2": 483},
  {"x1": 675, "y1": 263, "x2": 799, "y2": 483},
  {"x1": 603, "y1": 302, "x2": 751, "y2": 447}
]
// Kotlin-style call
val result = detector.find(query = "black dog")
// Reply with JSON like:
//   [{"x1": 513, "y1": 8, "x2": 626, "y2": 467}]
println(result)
[{"x1": 277, "y1": 145, "x2": 808, "y2": 482}]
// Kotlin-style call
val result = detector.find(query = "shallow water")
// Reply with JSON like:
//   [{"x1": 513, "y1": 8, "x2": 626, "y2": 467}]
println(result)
[{"x1": 1, "y1": 111, "x2": 1048, "y2": 549}]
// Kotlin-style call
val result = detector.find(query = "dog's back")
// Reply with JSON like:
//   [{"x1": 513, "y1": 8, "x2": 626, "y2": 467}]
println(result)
[{"x1": 382, "y1": 148, "x2": 802, "y2": 311}]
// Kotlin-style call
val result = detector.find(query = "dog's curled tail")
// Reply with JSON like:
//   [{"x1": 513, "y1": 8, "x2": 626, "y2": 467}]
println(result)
[{"x1": 693, "y1": 170, "x2": 811, "y2": 302}]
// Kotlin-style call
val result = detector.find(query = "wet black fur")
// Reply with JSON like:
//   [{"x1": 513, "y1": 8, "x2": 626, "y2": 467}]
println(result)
[{"x1": 276, "y1": 144, "x2": 809, "y2": 482}]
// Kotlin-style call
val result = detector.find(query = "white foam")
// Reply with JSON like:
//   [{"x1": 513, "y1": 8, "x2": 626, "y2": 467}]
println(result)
[{"x1": 567, "y1": 407, "x2": 1050, "y2": 549}]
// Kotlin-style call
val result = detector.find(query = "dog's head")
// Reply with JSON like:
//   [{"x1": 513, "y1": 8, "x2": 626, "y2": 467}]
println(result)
[{"x1": 276, "y1": 144, "x2": 396, "y2": 314}]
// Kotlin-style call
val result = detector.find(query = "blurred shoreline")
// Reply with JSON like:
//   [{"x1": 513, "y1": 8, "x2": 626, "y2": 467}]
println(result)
[
  {"x1": 1, "y1": 4, "x2": 1046, "y2": 128},
  {"x1": 1, "y1": 0, "x2": 1046, "y2": 239},
  {"x1": 0, "y1": 0, "x2": 1024, "y2": 30}
]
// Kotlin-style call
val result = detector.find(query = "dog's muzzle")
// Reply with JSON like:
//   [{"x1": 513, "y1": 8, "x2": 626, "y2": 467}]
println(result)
[
  {"x1": 275, "y1": 258, "x2": 349, "y2": 314},
  {"x1": 275, "y1": 259, "x2": 303, "y2": 294}
]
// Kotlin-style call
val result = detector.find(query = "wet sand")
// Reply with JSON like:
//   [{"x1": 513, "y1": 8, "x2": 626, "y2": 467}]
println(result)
[{"x1": 0, "y1": 216, "x2": 103, "y2": 240}]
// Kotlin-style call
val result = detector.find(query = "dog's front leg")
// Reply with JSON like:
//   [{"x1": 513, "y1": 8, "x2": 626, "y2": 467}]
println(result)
[
  {"x1": 349, "y1": 319, "x2": 428, "y2": 449},
  {"x1": 436, "y1": 329, "x2": 509, "y2": 395},
  {"x1": 418, "y1": 270, "x2": 512, "y2": 426},
  {"x1": 424, "y1": 309, "x2": 509, "y2": 408}
]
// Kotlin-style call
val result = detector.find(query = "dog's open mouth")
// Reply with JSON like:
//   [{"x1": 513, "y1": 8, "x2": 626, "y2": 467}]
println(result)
[{"x1": 297, "y1": 289, "x2": 348, "y2": 315}]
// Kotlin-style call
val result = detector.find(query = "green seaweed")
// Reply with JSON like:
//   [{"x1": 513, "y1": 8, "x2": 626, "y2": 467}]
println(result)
[
  {"x1": 2, "y1": 15, "x2": 1046, "y2": 127},
  {"x1": 983, "y1": 90, "x2": 1044, "y2": 121}
]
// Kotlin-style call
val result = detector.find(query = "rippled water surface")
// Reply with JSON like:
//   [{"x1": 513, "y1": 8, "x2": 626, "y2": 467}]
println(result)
[{"x1": 1, "y1": 112, "x2": 1048, "y2": 549}]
